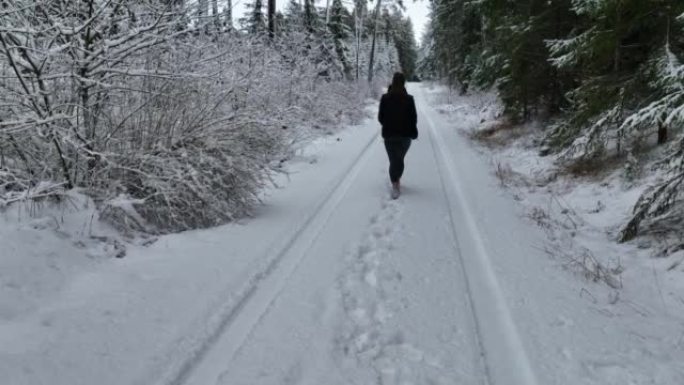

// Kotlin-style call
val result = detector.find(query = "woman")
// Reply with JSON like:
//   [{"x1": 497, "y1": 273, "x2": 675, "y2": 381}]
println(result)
[{"x1": 378, "y1": 72, "x2": 418, "y2": 199}]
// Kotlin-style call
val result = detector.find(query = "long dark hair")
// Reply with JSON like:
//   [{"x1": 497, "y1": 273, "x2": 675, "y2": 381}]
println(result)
[{"x1": 388, "y1": 72, "x2": 406, "y2": 95}]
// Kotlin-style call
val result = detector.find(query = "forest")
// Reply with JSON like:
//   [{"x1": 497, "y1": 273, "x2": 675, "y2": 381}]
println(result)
[{"x1": 420, "y1": 0, "x2": 684, "y2": 247}]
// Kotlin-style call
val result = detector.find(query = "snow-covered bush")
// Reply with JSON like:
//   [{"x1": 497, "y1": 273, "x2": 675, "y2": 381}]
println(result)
[{"x1": 0, "y1": 0, "x2": 398, "y2": 234}]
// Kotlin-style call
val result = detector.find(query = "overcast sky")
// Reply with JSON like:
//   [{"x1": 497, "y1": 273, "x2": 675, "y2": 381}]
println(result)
[{"x1": 230, "y1": 0, "x2": 430, "y2": 43}]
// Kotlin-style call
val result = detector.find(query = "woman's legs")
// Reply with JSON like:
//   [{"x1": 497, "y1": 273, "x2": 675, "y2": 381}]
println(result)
[{"x1": 384, "y1": 138, "x2": 412, "y2": 183}]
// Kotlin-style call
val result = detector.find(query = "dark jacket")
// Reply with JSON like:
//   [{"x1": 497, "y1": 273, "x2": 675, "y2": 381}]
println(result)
[{"x1": 378, "y1": 91, "x2": 418, "y2": 140}]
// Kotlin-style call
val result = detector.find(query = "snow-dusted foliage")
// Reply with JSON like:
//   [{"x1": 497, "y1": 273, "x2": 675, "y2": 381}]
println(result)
[
  {"x1": 550, "y1": 4, "x2": 684, "y2": 242},
  {"x1": 0, "y1": 0, "x2": 396, "y2": 234},
  {"x1": 544, "y1": 1, "x2": 684, "y2": 161},
  {"x1": 621, "y1": 44, "x2": 684, "y2": 137},
  {"x1": 546, "y1": 27, "x2": 598, "y2": 69},
  {"x1": 619, "y1": 38, "x2": 684, "y2": 242},
  {"x1": 620, "y1": 139, "x2": 684, "y2": 242}
]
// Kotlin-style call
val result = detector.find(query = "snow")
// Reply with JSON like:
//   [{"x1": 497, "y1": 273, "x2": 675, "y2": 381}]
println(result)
[
  {"x1": 422, "y1": 84, "x2": 684, "y2": 384},
  {"x1": 2, "y1": 84, "x2": 684, "y2": 385},
  {"x1": 0, "y1": 191, "x2": 123, "y2": 322}
]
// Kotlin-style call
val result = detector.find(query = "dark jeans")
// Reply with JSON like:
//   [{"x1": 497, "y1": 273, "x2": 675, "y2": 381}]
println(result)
[{"x1": 384, "y1": 138, "x2": 412, "y2": 183}]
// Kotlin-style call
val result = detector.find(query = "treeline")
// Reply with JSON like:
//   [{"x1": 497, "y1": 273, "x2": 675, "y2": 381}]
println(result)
[
  {"x1": 262, "y1": 0, "x2": 418, "y2": 82},
  {"x1": 0, "y1": 0, "x2": 417, "y2": 234},
  {"x1": 421, "y1": 0, "x2": 684, "y2": 244}
]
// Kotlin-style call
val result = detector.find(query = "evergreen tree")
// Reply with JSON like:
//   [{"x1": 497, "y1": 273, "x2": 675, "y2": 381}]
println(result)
[
  {"x1": 416, "y1": 8, "x2": 438, "y2": 80},
  {"x1": 547, "y1": 0, "x2": 683, "y2": 156},
  {"x1": 242, "y1": 0, "x2": 266, "y2": 34},
  {"x1": 303, "y1": 0, "x2": 319, "y2": 34},
  {"x1": 329, "y1": 0, "x2": 353, "y2": 79},
  {"x1": 427, "y1": 0, "x2": 480, "y2": 90},
  {"x1": 619, "y1": 11, "x2": 684, "y2": 241},
  {"x1": 424, "y1": 0, "x2": 576, "y2": 114},
  {"x1": 283, "y1": 0, "x2": 303, "y2": 32},
  {"x1": 392, "y1": 16, "x2": 418, "y2": 80}
]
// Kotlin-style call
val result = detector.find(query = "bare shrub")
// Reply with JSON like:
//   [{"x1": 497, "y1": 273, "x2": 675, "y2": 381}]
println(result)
[
  {"x1": 0, "y1": 180, "x2": 66, "y2": 210},
  {"x1": 565, "y1": 249, "x2": 623, "y2": 289},
  {"x1": 494, "y1": 162, "x2": 514, "y2": 186},
  {"x1": 469, "y1": 119, "x2": 525, "y2": 147},
  {"x1": 493, "y1": 161, "x2": 530, "y2": 189},
  {"x1": 527, "y1": 206, "x2": 551, "y2": 229},
  {"x1": 472, "y1": 120, "x2": 514, "y2": 139},
  {"x1": 557, "y1": 153, "x2": 629, "y2": 179}
]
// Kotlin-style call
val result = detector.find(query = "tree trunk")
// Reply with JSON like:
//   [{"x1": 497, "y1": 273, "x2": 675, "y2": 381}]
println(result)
[
  {"x1": 354, "y1": 2, "x2": 364, "y2": 81},
  {"x1": 81, "y1": 0, "x2": 99, "y2": 181},
  {"x1": 211, "y1": 0, "x2": 219, "y2": 33},
  {"x1": 224, "y1": 0, "x2": 233, "y2": 30},
  {"x1": 325, "y1": 0, "x2": 331, "y2": 25},
  {"x1": 613, "y1": 6, "x2": 621, "y2": 73},
  {"x1": 658, "y1": 122, "x2": 668, "y2": 144},
  {"x1": 268, "y1": 0, "x2": 276, "y2": 38},
  {"x1": 367, "y1": 0, "x2": 382, "y2": 83},
  {"x1": 198, "y1": 0, "x2": 208, "y2": 24}
]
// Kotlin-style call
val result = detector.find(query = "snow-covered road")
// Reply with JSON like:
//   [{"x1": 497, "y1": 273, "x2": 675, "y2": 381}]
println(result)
[
  {"x1": 171, "y1": 85, "x2": 530, "y2": 385},
  {"x1": 3, "y1": 84, "x2": 683, "y2": 385},
  {"x1": 167, "y1": 84, "x2": 538, "y2": 385}
]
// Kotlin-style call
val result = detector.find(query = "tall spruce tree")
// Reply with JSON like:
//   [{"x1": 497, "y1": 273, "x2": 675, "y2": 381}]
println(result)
[
  {"x1": 393, "y1": 15, "x2": 418, "y2": 80},
  {"x1": 243, "y1": 0, "x2": 266, "y2": 34},
  {"x1": 303, "y1": 0, "x2": 319, "y2": 33},
  {"x1": 329, "y1": 0, "x2": 353, "y2": 79},
  {"x1": 284, "y1": 0, "x2": 303, "y2": 32}
]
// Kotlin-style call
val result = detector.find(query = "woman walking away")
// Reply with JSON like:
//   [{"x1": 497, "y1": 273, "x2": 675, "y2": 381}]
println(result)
[{"x1": 378, "y1": 72, "x2": 418, "y2": 199}]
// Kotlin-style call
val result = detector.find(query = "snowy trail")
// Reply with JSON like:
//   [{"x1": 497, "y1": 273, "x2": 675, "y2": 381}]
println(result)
[
  {"x1": 145, "y1": 124, "x2": 380, "y2": 385},
  {"x1": 1, "y1": 114, "x2": 382, "y2": 385},
  {"x1": 165, "y1": 84, "x2": 538, "y2": 385},
  {"x1": 152, "y1": 129, "x2": 377, "y2": 385},
  {"x1": 183, "y1": 116, "x2": 481, "y2": 385},
  {"x1": 6, "y1": 84, "x2": 680, "y2": 385}
]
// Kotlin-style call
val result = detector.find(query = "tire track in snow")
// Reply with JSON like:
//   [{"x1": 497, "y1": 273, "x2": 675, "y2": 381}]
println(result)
[
  {"x1": 139, "y1": 131, "x2": 380, "y2": 385},
  {"x1": 417, "y1": 88, "x2": 539, "y2": 385}
]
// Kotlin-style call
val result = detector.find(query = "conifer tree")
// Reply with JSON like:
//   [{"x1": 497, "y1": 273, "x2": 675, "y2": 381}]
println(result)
[
  {"x1": 303, "y1": 0, "x2": 319, "y2": 34},
  {"x1": 243, "y1": 0, "x2": 266, "y2": 34},
  {"x1": 393, "y1": 16, "x2": 417, "y2": 80},
  {"x1": 329, "y1": 0, "x2": 353, "y2": 79}
]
